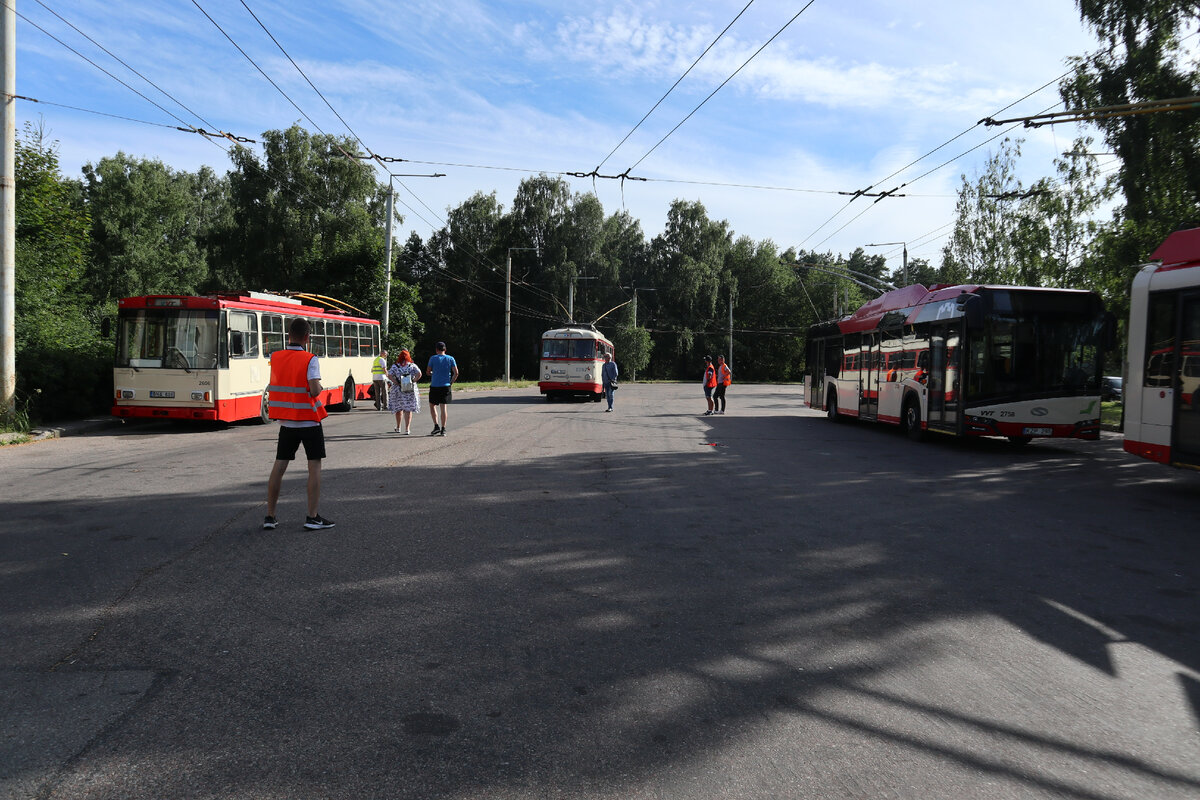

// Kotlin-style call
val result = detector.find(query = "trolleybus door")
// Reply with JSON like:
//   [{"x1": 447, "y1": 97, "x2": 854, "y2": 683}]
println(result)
[
  {"x1": 1173, "y1": 295, "x2": 1200, "y2": 466},
  {"x1": 860, "y1": 333, "x2": 880, "y2": 419},
  {"x1": 928, "y1": 323, "x2": 961, "y2": 430}
]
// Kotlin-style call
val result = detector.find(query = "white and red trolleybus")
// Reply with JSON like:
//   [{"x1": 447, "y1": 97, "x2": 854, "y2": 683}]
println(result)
[
  {"x1": 806, "y1": 283, "x2": 1111, "y2": 443},
  {"x1": 1123, "y1": 226, "x2": 1200, "y2": 468},
  {"x1": 111, "y1": 292, "x2": 380, "y2": 423},
  {"x1": 538, "y1": 324, "x2": 614, "y2": 402}
]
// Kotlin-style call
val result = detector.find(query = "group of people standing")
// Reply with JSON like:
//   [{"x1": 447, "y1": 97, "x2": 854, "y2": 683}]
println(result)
[
  {"x1": 263, "y1": 316, "x2": 732, "y2": 531},
  {"x1": 371, "y1": 342, "x2": 459, "y2": 436}
]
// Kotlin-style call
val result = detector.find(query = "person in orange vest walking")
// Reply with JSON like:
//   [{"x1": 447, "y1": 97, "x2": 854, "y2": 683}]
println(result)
[
  {"x1": 702, "y1": 355, "x2": 718, "y2": 416},
  {"x1": 263, "y1": 317, "x2": 335, "y2": 531},
  {"x1": 713, "y1": 354, "x2": 732, "y2": 414}
]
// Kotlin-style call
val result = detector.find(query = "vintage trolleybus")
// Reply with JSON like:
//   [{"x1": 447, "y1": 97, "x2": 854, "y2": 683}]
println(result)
[
  {"x1": 806, "y1": 283, "x2": 1111, "y2": 443},
  {"x1": 1123, "y1": 225, "x2": 1200, "y2": 468},
  {"x1": 538, "y1": 324, "x2": 614, "y2": 402},
  {"x1": 112, "y1": 292, "x2": 380, "y2": 423}
]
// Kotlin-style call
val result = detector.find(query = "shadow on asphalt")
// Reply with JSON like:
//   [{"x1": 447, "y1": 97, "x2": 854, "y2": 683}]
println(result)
[{"x1": 5, "y1": 408, "x2": 1200, "y2": 798}]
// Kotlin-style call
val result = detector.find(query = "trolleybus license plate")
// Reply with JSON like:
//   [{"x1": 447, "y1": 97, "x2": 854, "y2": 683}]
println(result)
[
  {"x1": 1022, "y1": 426, "x2": 1052, "y2": 436},
  {"x1": 149, "y1": 390, "x2": 175, "y2": 399}
]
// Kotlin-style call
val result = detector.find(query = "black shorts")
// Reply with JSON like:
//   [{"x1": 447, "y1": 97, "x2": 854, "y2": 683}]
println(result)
[
  {"x1": 429, "y1": 385, "x2": 452, "y2": 405},
  {"x1": 275, "y1": 424, "x2": 326, "y2": 461}
]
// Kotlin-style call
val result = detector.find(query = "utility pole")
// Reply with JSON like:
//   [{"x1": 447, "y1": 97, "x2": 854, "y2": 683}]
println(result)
[
  {"x1": 568, "y1": 276, "x2": 597, "y2": 322},
  {"x1": 864, "y1": 241, "x2": 907, "y2": 287},
  {"x1": 623, "y1": 284, "x2": 656, "y2": 382},
  {"x1": 728, "y1": 291, "x2": 734, "y2": 370},
  {"x1": 505, "y1": 246, "x2": 535, "y2": 383},
  {"x1": 0, "y1": 0, "x2": 14, "y2": 416},
  {"x1": 381, "y1": 184, "x2": 394, "y2": 344}
]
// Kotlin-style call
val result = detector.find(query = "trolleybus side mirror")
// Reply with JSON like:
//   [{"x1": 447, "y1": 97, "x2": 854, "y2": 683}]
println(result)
[
  {"x1": 956, "y1": 293, "x2": 983, "y2": 326},
  {"x1": 230, "y1": 330, "x2": 245, "y2": 357}
]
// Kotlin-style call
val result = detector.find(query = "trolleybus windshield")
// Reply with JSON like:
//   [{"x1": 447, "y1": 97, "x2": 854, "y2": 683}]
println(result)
[{"x1": 116, "y1": 309, "x2": 220, "y2": 370}]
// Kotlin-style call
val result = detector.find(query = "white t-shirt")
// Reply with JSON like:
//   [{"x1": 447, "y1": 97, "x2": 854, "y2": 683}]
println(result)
[{"x1": 279, "y1": 345, "x2": 322, "y2": 429}]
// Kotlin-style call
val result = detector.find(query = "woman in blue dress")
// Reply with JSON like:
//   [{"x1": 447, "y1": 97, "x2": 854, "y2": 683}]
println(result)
[{"x1": 387, "y1": 350, "x2": 422, "y2": 434}]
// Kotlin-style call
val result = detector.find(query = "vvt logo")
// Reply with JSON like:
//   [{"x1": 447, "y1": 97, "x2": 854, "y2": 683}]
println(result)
[{"x1": 1031, "y1": 406, "x2": 1049, "y2": 417}]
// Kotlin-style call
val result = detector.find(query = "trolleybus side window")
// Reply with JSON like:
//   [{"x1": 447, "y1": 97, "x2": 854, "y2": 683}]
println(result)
[
  {"x1": 310, "y1": 319, "x2": 326, "y2": 357},
  {"x1": 228, "y1": 311, "x2": 259, "y2": 359},
  {"x1": 371, "y1": 325, "x2": 380, "y2": 356},
  {"x1": 327, "y1": 321, "x2": 343, "y2": 357},
  {"x1": 1145, "y1": 292, "x2": 1177, "y2": 387},
  {"x1": 264, "y1": 314, "x2": 285, "y2": 355}
]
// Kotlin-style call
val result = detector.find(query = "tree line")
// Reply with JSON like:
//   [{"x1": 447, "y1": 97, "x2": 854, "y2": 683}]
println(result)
[{"x1": 11, "y1": 0, "x2": 1198, "y2": 422}]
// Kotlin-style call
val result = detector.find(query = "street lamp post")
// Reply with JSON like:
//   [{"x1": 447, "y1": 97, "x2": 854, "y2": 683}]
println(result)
[
  {"x1": 864, "y1": 241, "x2": 907, "y2": 286},
  {"x1": 505, "y1": 247, "x2": 535, "y2": 383}
]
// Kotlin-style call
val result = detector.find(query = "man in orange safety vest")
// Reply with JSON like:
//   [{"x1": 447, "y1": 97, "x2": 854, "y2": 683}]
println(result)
[{"x1": 263, "y1": 317, "x2": 335, "y2": 531}]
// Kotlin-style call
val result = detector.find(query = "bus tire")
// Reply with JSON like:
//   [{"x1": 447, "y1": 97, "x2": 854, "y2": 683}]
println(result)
[
  {"x1": 339, "y1": 378, "x2": 356, "y2": 411},
  {"x1": 826, "y1": 390, "x2": 839, "y2": 422},
  {"x1": 1007, "y1": 435, "x2": 1032, "y2": 446},
  {"x1": 257, "y1": 390, "x2": 271, "y2": 424},
  {"x1": 593, "y1": 392, "x2": 603, "y2": 402},
  {"x1": 902, "y1": 397, "x2": 924, "y2": 442}
]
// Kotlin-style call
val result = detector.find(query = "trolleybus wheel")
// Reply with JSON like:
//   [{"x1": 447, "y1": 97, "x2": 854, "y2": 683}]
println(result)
[
  {"x1": 340, "y1": 378, "x2": 356, "y2": 411},
  {"x1": 826, "y1": 391, "x2": 839, "y2": 422},
  {"x1": 1007, "y1": 435, "x2": 1032, "y2": 446},
  {"x1": 257, "y1": 390, "x2": 271, "y2": 424},
  {"x1": 903, "y1": 398, "x2": 924, "y2": 442}
]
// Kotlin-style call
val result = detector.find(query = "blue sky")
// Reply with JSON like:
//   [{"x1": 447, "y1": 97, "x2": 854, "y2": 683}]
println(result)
[{"x1": 17, "y1": 0, "x2": 1109, "y2": 274}]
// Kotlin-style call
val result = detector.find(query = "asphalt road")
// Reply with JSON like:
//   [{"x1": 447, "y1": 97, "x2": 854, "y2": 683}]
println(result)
[{"x1": 2, "y1": 383, "x2": 1198, "y2": 800}]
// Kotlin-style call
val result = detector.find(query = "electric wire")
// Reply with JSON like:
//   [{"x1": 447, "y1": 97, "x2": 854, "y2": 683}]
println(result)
[
  {"x1": 593, "y1": 0, "x2": 756, "y2": 173},
  {"x1": 623, "y1": 0, "x2": 819, "y2": 173}
]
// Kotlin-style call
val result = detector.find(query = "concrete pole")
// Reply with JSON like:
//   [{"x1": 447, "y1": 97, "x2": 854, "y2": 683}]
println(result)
[
  {"x1": 567, "y1": 280, "x2": 574, "y2": 323},
  {"x1": 381, "y1": 184, "x2": 393, "y2": 344},
  {"x1": 630, "y1": 288, "x2": 637, "y2": 382},
  {"x1": 1, "y1": 0, "x2": 14, "y2": 416},
  {"x1": 504, "y1": 250, "x2": 511, "y2": 383},
  {"x1": 728, "y1": 291, "x2": 734, "y2": 370}
]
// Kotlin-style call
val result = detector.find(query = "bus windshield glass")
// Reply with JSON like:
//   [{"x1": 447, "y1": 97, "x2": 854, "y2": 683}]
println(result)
[
  {"x1": 969, "y1": 291, "x2": 1104, "y2": 401},
  {"x1": 542, "y1": 339, "x2": 570, "y2": 358},
  {"x1": 117, "y1": 309, "x2": 220, "y2": 369}
]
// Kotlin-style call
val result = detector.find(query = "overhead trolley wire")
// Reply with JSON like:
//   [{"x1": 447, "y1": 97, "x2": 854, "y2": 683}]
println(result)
[
  {"x1": 592, "y1": 0, "x2": 756, "y2": 174},
  {"x1": 622, "y1": 0, "x2": 819, "y2": 174}
]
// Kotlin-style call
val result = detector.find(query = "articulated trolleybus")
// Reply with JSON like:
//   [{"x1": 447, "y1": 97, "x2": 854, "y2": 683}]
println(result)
[
  {"x1": 539, "y1": 324, "x2": 614, "y2": 402},
  {"x1": 806, "y1": 283, "x2": 1110, "y2": 443},
  {"x1": 1124, "y1": 226, "x2": 1200, "y2": 469},
  {"x1": 112, "y1": 292, "x2": 380, "y2": 423}
]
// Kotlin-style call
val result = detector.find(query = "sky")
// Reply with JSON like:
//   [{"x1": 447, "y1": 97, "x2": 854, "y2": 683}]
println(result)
[{"x1": 14, "y1": 0, "x2": 1113, "y2": 277}]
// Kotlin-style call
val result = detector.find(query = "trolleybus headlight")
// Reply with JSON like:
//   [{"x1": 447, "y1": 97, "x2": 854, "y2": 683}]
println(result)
[
  {"x1": 191, "y1": 391, "x2": 211, "y2": 401},
  {"x1": 117, "y1": 389, "x2": 134, "y2": 400}
]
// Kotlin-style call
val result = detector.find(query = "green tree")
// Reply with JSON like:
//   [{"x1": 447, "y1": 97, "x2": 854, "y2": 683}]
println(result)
[
  {"x1": 82, "y1": 152, "x2": 212, "y2": 301},
  {"x1": 14, "y1": 122, "x2": 108, "y2": 421},
  {"x1": 1060, "y1": 0, "x2": 1200, "y2": 267}
]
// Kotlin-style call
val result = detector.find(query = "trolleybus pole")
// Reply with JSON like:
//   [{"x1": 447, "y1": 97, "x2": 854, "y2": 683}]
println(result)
[{"x1": 506, "y1": 247, "x2": 535, "y2": 383}]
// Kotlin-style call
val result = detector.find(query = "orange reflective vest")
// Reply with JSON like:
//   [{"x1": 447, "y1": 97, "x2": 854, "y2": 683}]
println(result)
[
  {"x1": 704, "y1": 364, "x2": 717, "y2": 388},
  {"x1": 717, "y1": 363, "x2": 732, "y2": 386},
  {"x1": 267, "y1": 349, "x2": 327, "y2": 422}
]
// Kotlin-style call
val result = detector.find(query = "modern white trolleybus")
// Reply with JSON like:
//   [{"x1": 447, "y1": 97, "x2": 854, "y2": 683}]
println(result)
[
  {"x1": 806, "y1": 283, "x2": 1111, "y2": 443},
  {"x1": 538, "y1": 324, "x2": 614, "y2": 402},
  {"x1": 1124, "y1": 225, "x2": 1200, "y2": 468},
  {"x1": 112, "y1": 292, "x2": 381, "y2": 423}
]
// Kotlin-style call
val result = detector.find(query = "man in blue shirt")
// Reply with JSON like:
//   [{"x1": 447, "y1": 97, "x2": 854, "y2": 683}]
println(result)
[{"x1": 426, "y1": 341, "x2": 459, "y2": 436}]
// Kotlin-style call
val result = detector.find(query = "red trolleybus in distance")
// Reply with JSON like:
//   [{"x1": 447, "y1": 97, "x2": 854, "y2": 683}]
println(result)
[
  {"x1": 1123, "y1": 226, "x2": 1200, "y2": 468},
  {"x1": 806, "y1": 283, "x2": 1111, "y2": 443},
  {"x1": 539, "y1": 324, "x2": 614, "y2": 402},
  {"x1": 112, "y1": 292, "x2": 380, "y2": 423}
]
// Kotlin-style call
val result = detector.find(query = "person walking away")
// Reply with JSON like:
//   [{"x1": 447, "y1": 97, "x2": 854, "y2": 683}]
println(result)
[
  {"x1": 702, "y1": 355, "x2": 717, "y2": 416},
  {"x1": 263, "y1": 317, "x2": 335, "y2": 530},
  {"x1": 601, "y1": 352, "x2": 618, "y2": 411},
  {"x1": 714, "y1": 355, "x2": 732, "y2": 414},
  {"x1": 388, "y1": 349, "x2": 422, "y2": 434},
  {"x1": 371, "y1": 349, "x2": 389, "y2": 410},
  {"x1": 427, "y1": 341, "x2": 459, "y2": 436}
]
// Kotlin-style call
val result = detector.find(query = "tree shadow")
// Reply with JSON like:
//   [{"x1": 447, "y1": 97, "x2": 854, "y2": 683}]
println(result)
[{"x1": 4, "y1": 412, "x2": 1199, "y2": 798}]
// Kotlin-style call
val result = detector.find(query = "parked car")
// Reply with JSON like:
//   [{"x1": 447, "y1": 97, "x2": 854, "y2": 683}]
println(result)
[{"x1": 1101, "y1": 376, "x2": 1123, "y2": 401}]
